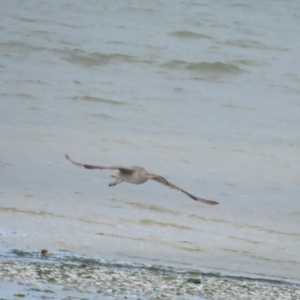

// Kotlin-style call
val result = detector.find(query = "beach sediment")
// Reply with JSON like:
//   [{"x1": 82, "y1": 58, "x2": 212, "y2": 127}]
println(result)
[{"x1": 0, "y1": 251, "x2": 299, "y2": 300}]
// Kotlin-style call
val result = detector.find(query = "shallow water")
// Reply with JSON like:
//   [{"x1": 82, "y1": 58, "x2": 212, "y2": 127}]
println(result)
[{"x1": 0, "y1": 0, "x2": 300, "y2": 282}]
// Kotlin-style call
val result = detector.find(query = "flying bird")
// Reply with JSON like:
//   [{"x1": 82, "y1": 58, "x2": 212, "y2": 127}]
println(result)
[{"x1": 65, "y1": 154, "x2": 218, "y2": 206}]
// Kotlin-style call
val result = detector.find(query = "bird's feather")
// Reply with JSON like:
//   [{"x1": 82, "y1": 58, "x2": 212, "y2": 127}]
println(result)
[
  {"x1": 150, "y1": 175, "x2": 219, "y2": 205},
  {"x1": 65, "y1": 154, "x2": 133, "y2": 173}
]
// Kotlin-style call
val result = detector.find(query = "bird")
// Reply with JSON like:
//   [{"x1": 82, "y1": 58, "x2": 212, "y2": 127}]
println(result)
[{"x1": 65, "y1": 154, "x2": 219, "y2": 206}]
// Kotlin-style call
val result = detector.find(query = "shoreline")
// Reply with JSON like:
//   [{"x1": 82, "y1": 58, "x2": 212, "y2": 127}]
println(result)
[{"x1": 0, "y1": 248, "x2": 299, "y2": 300}]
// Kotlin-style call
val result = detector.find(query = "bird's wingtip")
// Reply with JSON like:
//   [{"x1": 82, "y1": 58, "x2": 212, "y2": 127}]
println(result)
[
  {"x1": 196, "y1": 197, "x2": 219, "y2": 205},
  {"x1": 210, "y1": 201, "x2": 219, "y2": 205}
]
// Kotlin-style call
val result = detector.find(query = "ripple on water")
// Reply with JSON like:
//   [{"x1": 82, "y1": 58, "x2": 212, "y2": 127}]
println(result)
[
  {"x1": 139, "y1": 218, "x2": 192, "y2": 230},
  {"x1": 70, "y1": 95, "x2": 128, "y2": 106},
  {"x1": 162, "y1": 60, "x2": 247, "y2": 80},
  {"x1": 168, "y1": 30, "x2": 213, "y2": 40}
]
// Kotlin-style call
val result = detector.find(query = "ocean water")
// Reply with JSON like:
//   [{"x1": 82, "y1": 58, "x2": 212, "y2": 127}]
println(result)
[{"x1": 0, "y1": 0, "x2": 300, "y2": 282}]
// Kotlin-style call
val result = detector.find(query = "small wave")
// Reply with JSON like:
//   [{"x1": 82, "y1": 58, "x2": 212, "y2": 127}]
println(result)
[
  {"x1": 0, "y1": 160, "x2": 13, "y2": 167},
  {"x1": 1, "y1": 93, "x2": 35, "y2": 99},
  {"x1": 164, "y1": 60, "x2": 244, "y2": 75},
  {"x1": 233, "y1": 59, "x2": 270, "y2": 67},
  {"x1": 64, "y1": 50, "x2": 134, "y2": 67},
  {"x1": 221, "y1": 248, "x2": 298, "y2": 265},
  {"x1": 168, "y1": 30, "x2": 212, "y2": 39},
  {"x1": 186, "y1": 61, "x2": 242, "y2": 73},
  {"x1": 124, "y1": 5, "x2": 155, "y2": 13},
  {"x1": 106, "y1": 40, "x2": 127, "y2": 45},
  {"x1": 128, "y1": 202, "x2": 180, "y2": 215},
  {"x1": 220, "y1": 104, "x2": 255, "y2": 111},
  {"x1": 1, "y1": 41, "x2": 47, "y2": 53},
  {"x1": 89, "y1": 113, "x2": 117, "y2": 120},
  {"x1": 71, "y1": 96, "x2": 127, "y2": 106},
  {"x1": 139, "y1": 218, "x2": 192, "y2": 230},
  {"x1": 189, "y1": 214, "x2": 300, "y2": 237},
  {"x1": 175, "y1": 246, "x2": 204, "y2": 252},
  {"x1": 223, "y1": 39, "x2": 288, "y2": 52},
  {"x1": 0, "y1": 206, "x2": 54, "y2": 216},
  {"x1": 16, "y1": 16, "x2": 51, "y2": 24},
  {"x1": 224, "y1": 39, "x2": 268, "y2": 49},
  {"x1": 96, "y1": 232, "x2": 145, "y2": 241}
]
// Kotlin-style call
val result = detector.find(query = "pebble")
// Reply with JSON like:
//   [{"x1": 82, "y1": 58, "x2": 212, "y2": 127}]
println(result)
[{"x1": 0, "y1": 257, "x2": 299, "y2": 300}]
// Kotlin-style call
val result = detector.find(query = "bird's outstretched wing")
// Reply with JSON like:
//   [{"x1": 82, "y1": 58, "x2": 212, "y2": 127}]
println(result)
[
  {"x1": 150, "y1": 174, "x2": 219, "y2": 205},
  {"x1": 65, "y1": 154, "x2": 133, "y2": 172}
]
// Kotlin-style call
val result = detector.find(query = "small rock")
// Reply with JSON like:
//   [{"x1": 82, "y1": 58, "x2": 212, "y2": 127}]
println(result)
[
  {"x1": 187, "y1": 278, "x2": 201, "y2": 284},
  {"x1": 41, "y1": 249, "x2": 53, "y2": 257}
]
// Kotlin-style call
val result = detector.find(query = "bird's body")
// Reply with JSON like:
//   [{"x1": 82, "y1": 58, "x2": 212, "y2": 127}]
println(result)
[
  {"x1": 65, "y1": 154, "x2": 219, "y2": 206},
  {"x1": 112, "y1": 166, "x2": 149, "y2": 185}
]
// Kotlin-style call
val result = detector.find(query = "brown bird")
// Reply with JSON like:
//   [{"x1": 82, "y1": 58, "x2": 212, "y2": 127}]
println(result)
[{"x1": 65, "y1": 154, "x2": 218, "y2": 205}]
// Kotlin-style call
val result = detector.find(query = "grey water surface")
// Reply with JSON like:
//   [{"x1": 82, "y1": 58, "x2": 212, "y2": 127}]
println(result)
[{"x1": 1, "y1": 0, "x2": 300, "y2": 282}]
